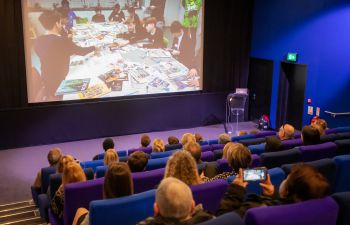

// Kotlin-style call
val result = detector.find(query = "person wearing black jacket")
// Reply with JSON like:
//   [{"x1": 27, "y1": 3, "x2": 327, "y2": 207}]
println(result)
[
  {"x1": 142, "y1": 17, "x2": 165, "y2": 49},
  {"x1": 118, "y1": 17, "x2": 147, "y2": 45}
]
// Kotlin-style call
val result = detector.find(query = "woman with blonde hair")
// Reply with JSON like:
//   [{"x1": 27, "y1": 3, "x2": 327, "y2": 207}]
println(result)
[
  {"x1": 152, "y1": 138, "x2": 165, "y2": 152},
  {"x1": 57, "y1": 154, "x2": 75, "y2": 173},
  {"x1": 164, "y1": 150, "x2": 202, "y2": 185},
  {"x1": 104, "y1": 149, "x2": 119, "y2": 166},
  {"x1": 51, "y1": 162, "x2": 86, "y2": 219},
  {"x1": 181, "y1": 133, "x2": 196, "y2": 146},
  {"x1": 222, "y1": 142, "x2": 235, "y2": 160}
]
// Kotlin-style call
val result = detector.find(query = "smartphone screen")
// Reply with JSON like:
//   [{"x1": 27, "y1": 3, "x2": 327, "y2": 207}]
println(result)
[{"x1": 243, "y1": 168, "x2": 267, "y2": 182}]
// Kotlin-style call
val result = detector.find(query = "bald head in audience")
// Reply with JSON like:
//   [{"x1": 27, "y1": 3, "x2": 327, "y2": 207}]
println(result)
[{"x1": 278, "y1": 124, "x2": 295, "y2": 141}]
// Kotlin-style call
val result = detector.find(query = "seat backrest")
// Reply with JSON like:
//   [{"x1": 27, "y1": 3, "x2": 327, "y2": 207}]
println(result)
[
  {"x1": 217, "y1": 159, "x2": 232, "y2": 173},
  {"x1": 232, "y1": 134, "x2": 256, "y2": 142},
  {"x1": 335, "y1": 126, "x2": 350, "y2": 133},
  {"x1": 299, "y1": 142, "x2": 337, "y2": 162},
  {"x1": 191, "y1": 179, "x2": 228, "y2": 213},
  {"x1": 325, "y1": 128, "x2": 338, "y2": 135},
  {"x1": 280, "y1": 139, "x2": 303, "y2": 150},
  {"x1": 80, "y1": 160, "x2": 104, "y2": 173},
  {"x1": 97, "y1": 150, "x2": 127, "y2": 160},
  {"x1": 197, "y1": 212, "x2": 244, "y2": 225},
  {"x1": 334, "y1": 155, "x2": 350, "y2": 192},
  {"x1": 211, "y1": 144, "x2": 225, "y2": 151},
  {"x1": 133, "y1": 168, "x2": 165, "y2": 193},
  {"x1": 128, "y1": 147, "x2": 152, "y2": 155},
  {"x1": 164, "y1": 143, "x2": 182, "y2": 151},
  {"x1": 336, "y1": 132, "x2": 350, "y2": 140},
  {"x1": 201, "y1": 151, "x2": 215, "y2": 162},
  {"x1": 260, "y1": 148, "x2": 302, "y2": 169},
  {"x1": 89, "y1": 189, "x2": 156, "y2": 225},
  {"x1": 332, "y1": 192, "x2": 350, "y2": 225},
  {"x1": 150, "y1": 149, "x2": 177, "y2": 159},
  {"x1": 239, "y1": 137, "x2": 266, "y2": 146},
  {"x1": 201, "y1": 145, "x2": 212, "y2": 152},
  {"x1": 199, "y1": 141, "x2": 209, "y2": 146},
  {"x1": 64, "y1": 178, "x2": 104, "y2": 225},
  {"x1": 208, "y1": 139, "x2": 219, "y2": 145},
  {"x1": 244, "y1": 197, "x2": 339, "y2": 225},
  {"x1": 145, "y1": 157, "x2": 169, "y2": 171},
  {"x1": 320, "y1": 134, "x2": 339, "y2": 143},
  {"x1": 84, "y1": 168, "x2": 94, "y2": 180},
  {"x1": 254, "y1": 131, "x2": 276, "y2": 138},
  {"x1": 213, "y1": 149, "x2": 223, "y2": 160},
  {"x1": 251, "y1": 154, "x2": 260, "y2": 168},
  {"x1": 281, "y1": 158, "x2": 337, "y2": 192},
  {"x1": 95, "y1": 166, "x2": 108, "y2": 178},
  {"x1": 49, "y1": 173, "x2": 62, "y2": 200},
  {"x1": 41, "y1": 166, "x2": 56, "y2": 193},
  {"x1": 248, "y1": 143, "x2": 266, "y2": 155},
  {"x1": 335, "y1": 139, "x2": 350, "y2": 155}
]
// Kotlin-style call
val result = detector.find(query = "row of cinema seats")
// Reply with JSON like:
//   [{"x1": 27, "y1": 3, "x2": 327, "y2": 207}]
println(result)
[{"x1": 39, "y1": 153, "x2": 350, "y2": 225}]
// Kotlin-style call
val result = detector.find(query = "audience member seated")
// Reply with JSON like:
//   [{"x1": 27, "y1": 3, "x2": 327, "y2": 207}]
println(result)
[
  {"x1": 314, "y1": 118, "x2": 327, "y2": 135},
  {"x1": 33, "y1": 148, "x2": 62, "y2": 189},
  {"x1": 104, "y1": 149, "x2": 119, "y2": 166},
  {"x1": 51, "y1": 162, "x2": 86, "y2": 219},
  {"x1": 278, "y1": 124, "x2": 295, "y2": 141},
  {"x1": 91, "y1": 7, "x2": 106, "y2": 23},
  {"x1": 265, "y1": 136, "x2": 282, "y2": 152},
  {"x1": 152, "y1": 138, "x2": 165, "y2": 152},
  {"x1": 217, "y1": 164, "x2": 330, "y2": 217},
  {"x1": 93, "y1": 138, "x2": 115, "y2": 160},
  {"x1": 137, "y1": 177, "x2": 213, "y2": 225},
  {"x1": 164, "y1": 151, "x2": 202, "y2": 185},
  {"x1": 238, "y1": 131, "x2": 248, "y2": 136},
  {"x1": 168, "y1": 136, "x2": 180, "y2": 145},
  {"x1": 218, "y1": 133, "x2": 231, "y2": 144},
  {"x1": 181, "y1": 133, "x2": 196, "y2": 146},
  {"x1": 57, "y1": 154, "x2": 75, "y2": 173},
  {"x1": 184, "y1": 142, "x2": 202, "y2": 164},
  {"x1": 195, "y1": 133, "x2": 204, "y2": 143},
  {"x1": 127, "y1": 151, "x2": 149, "y2": 172},
  {"x1": 73, "y1": 162, "x2": 134, "y2": 225},
  {"x1": 249, "y1": 130, "x2": 259, "y2": 135},
  {"x1": 222, "y1": 142, "x2": 234, "y2": 160},
  {"x1": 108, "y1": 3, "x2": 125, "y2": 22},
  {"x1": 140, "y1": 134, "x2": 151, "y2": 148},
  {"x1": 141, "y1": 17, "x2": 165, "y2": 49},
  {"x1": 203, "y1": 143, "x2": 252, "y2": 181},
  {"x1": 302, "y1": 125, "x2": 321, "y2": 146}
]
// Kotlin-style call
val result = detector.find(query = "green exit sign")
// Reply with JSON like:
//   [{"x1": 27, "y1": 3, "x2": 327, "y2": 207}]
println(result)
[{"x1": 287, "y1": 53, "x2": 298, "y2": 62}]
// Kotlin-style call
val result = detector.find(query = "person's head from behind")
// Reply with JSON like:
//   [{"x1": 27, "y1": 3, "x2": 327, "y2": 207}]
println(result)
[
  {"x1": 144, "y1": 17, "x2": 157, "y2": 33},
  {"x1": 154, "y1": 177, "x2": 195, "y2": 221},
  {"x1": 313, "y1": 119, "x2": 327, "y2": 136},
  {"x1": 103, "y1": 138, "x2": 115, "y2": 152},
  {"x1": 181, "y1": 133, "x2": 196, "y2": 146},
  {"x1": 184, "y1": 142, "x2": 201, "y2": 163},
  {"x1": 218, "y1": 133, "x2": 231, "y2": 145},
  {"x1": 302, "y1": 125, "x2": 320, "y2": 145},
  {"x1": 227, "y1": 143, "x2": 252, "y2": 174},
  {"x1": 222, "y1": 142, "x2": 234, "y2": 160},
  {"x1": 62, "y1": 162, "x2": 86, "y2": 186},
  {"x1": 127, "y1": 151, "x2": 148, "y2": 172},
  {"x1": 170, "y1": 21, "x2": 183, "y2": 38},
  {"x1": 58, "y1": 154, "x2": 75, "y2": 173},
  {"x1": 39, "y1": 10, "x2": 63, "y2": 32},
  {"x1": 195, "y1": 133, "x2": 203, "y2": 142},
  {"x1": 265, "y1": 136, "x2": 282, "y2": 152},
  {"x1": 278, "y1": 124, "x2": 295, "y2": 140},
  {"x1": 140, "y1": 134, "x2": 151, "y2": 148},
  {"x1": 165, "y1": 151, "x2": 201, "y2": 185},
  {"x1": 168, "y1": 136, "x2": 179, "y2": 145},
  {"x1": 104, "y1": 162, "x2": 133, "y2": 199},
  {"x1": 153, "y1": 138, "x2": 165, "y2": 152},
  {"x1": 104, "y1": 149, "x2": 119, "y2": 166},
  {"x1": 279, "y1": 164, "x2": 329, "y2": 202},
  {"x1": 238, "y1": 131, "x2": 248, "y2": 136},
  {"x1": 47, "y1": 147, "x2": 62, "y2": 167}
]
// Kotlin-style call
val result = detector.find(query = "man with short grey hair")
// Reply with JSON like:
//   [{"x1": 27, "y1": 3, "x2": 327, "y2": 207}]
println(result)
[
  {"x1": 218, "y1": 133, "x2": 231, "y2": 144},
  {"x1": 137, "y1": 177, "x2": 213, "y2": 225}
]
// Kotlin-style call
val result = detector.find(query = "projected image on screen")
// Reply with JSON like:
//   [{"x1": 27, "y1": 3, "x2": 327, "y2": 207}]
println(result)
[{"x1": 22, "y1": 0, "x2": 204, "y2": 103}]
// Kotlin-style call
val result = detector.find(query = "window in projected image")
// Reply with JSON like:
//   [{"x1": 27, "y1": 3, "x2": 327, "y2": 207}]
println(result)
[{"x1": 22, "y1": 0, "x2": 204, "y2": 103}]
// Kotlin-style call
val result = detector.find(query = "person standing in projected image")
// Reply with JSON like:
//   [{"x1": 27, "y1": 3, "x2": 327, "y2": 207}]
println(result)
[
  {"x1": 149, "y1": 0, "x2": 166, "y2": 25},
  {"x1": 34, "y1": 10, "x2": 96, "y2": 101}
]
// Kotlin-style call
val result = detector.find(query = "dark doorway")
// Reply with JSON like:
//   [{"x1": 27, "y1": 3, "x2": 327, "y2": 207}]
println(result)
[
  {"x1": 248, "y1": 58, "x2": 274, "y2": 122},
  {"x1": 276, "y1": 62, "x2": 307, "y2": 130}
]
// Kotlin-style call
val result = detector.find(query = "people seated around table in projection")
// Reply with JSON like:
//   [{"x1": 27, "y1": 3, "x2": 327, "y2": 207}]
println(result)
[
  {"x1": 202, "y1": 143, "x2": 252, "y2": 181},
  {"x1": 73, "y1": 162, "x2": 134, "y2": 225},
  {"x1": 217, "y1": 164, "x2": 330, "y2": 217},
  {"x1": 152, "y1": 138, "x2": 165, "y2": 152},
  {"x1": 117, "y1": 17, "x2": 147, "y2": 46},
  {"x1": 33, "y1": 148, "x2": 62, "y2": 189},
  {"x1": 311, "y1": 118, "x2": 327, "y2": 136},
  {"x1": 92, "y1": 7, "x2": 106, "y2": 23},
  {"x1": 103, "y1": 149, "x2": 119, "y2": 166},
  {"x1": 168, "y1": 21, "x2": 195, "y2": 68},
  {"x1": 168, "y1": 136, "x2": 180, "y2": 145},
  {"x1": 302, "y1": 125, "x2": 321, "y2": 146},
  {"x1": 51, "y1": 162, "x2": 87, "y2": 219},
  {"x1": 181, "y1": 133, "x2": 196, "y2": 146},
  {"x1": 108, "y1": 3, "x2": 125, "y2": 23},
  {"x1": 149, "y1": 0, "x2": 166, "y2": 25},
  {"x1": 140, "y1": 134, "x2": 151, "y2": 148},
  {"x1": 141, "y1": 17, "x2": 166, "y2": 49},
  {"x1": 265, "y1": 136, "x2": 282, "y2": 152},
  {"x1": 218, "y1": 133, "x2": 231, "y2": 145},
  {"x1": 34, "y1": 10, "x2": 96, "y2": 101},
  {"x1": 184, "y1": 142, "x2": 202, "y2": 164},
  {"x1": 164, "y1": 151, "x2": 203, "y2": 185},
  {"x1": 278, "y1": 123, "x2": 295, "y2": 141},
  {"x1": 137, "y1": 177, "x2": 213, "y2": 225},
  {"x1": 127, "y1": 151, "x2": 149, "y2": 172}
]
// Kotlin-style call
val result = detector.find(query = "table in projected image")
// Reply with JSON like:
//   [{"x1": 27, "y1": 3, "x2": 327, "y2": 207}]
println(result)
[{"x1": 59, "y1": 22, "x2": 199, "y2": 100}]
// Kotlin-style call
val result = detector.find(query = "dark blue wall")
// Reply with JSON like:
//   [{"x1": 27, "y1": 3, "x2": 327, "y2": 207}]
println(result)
[{"x1": 251, "y1": 0, "x2": 350, "y2": 128}]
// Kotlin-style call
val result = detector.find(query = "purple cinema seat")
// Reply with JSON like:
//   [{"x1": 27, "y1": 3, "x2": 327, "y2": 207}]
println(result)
[
  {"x1": 201, "y1": 151, "x2": 215, "y2": 162},
  {"x1": 191, "y1": 179, "x2": 228, "y2": 213},
  {"x1": 133, "y1": 168, "x2": 165, "y2": 193},
  {"x1": 325, "y1": 128, "x2": 338, "y2": 135},
  {"x1": 255, "y1": 131, "x2": 276, "y2": 138},
  {"x1": 128, "y1": 147, "x2": 152, "y2": 155},
  {"x1": 201, "y1": 145, "x2": 212, "y2": 152},
  {"x1": 64, "y1": 178, "x2": 104, "y2": 225},
  {"x1": 244, "y1": 197, "x2": 339, "y2": 225},
  {"x1": 299, "y1": 142, "x2": 337, "y2": 162},
  {"x1": 280, "y1": 139, "x2": 303, "y2": 150},
  {"x1": 251, "y1": 154, "x2": 260, "y2": 168},
  {"x1": 217, "y1": 159, "x2": 232, "y2": 173},
  {"x1": 211, "y1": 144, "x2": 225, "y2": 151}
]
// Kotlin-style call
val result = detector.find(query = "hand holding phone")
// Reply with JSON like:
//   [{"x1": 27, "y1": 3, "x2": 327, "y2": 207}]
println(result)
[{"x1": 243, "y1": 168, "x2": 267, "y2": 182}]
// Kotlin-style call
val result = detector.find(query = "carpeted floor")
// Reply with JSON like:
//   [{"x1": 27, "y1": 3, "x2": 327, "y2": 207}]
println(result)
[{"x1": 0, "y1": 121, "x2": 257, "y2": 204}]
